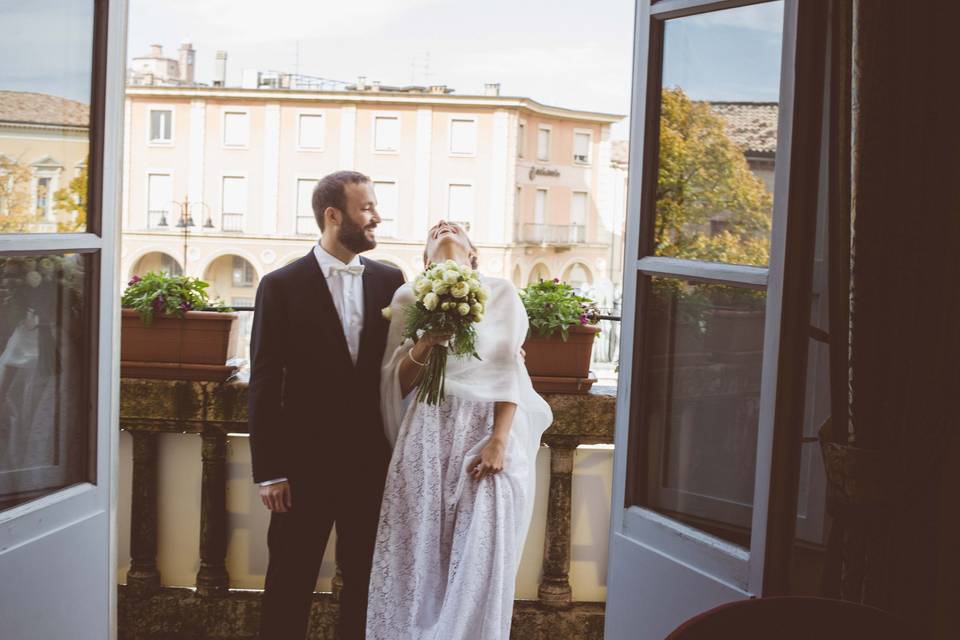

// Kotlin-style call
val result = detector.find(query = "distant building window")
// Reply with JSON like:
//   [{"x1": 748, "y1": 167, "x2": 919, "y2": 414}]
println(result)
[
  {"x1": 373, "y1": 180, "x2": 398, "y2": 237},
  {"x1": 517, "y1": 123, "x2": 525, "y2": 158},
  {"x1": 221, "y1": 176, "x2": 247, "y2": 232},
  {"x1": 449, "y1": 118, "x2": 476, "y2": 155},
  {"x1": 537, "y1": 126, "x2": 551, "y2": 161},
  {"x1": 298, "y1": 114, "x2": 325, "y2": 149},
  {"x1": 374, "y1": 116, "x2": 400, "y2": 152},
  {"x1": 223, "y1": 111, "x2": 249, "y2": 147},
  {"x1": 232, "y1": 256, "x2": 256, "y2": 288},
  {"x1": 149, "y1": 109, "x2": 173, "y2": 143},
  {"x1": 36, "y1": 176, "x2": 52, "y2": 218},
  {"x1": 296, "y1": 178, "x2": 318, "y2": 235},
  {"x1": 160, "y1": 254, "x2": 183, "y2": 276},
  {"x1": 231, "y1": 297, "x2": 254, "y2": 337},
  {"x1": 571, "y1": 191, "x2": 588, "y2": 226},
  {"x1": 447, "y1": 184, "x2": 474, "y2": 230},
  {"x1": 534, "y1": 188, "x2": 547, "y2": 224},
  {"x1": 147, "y1": 173, "x2": 172, "y2": 228},
  {"x1": 574, "y1": 131, "x2": 591, "y2": 164}
]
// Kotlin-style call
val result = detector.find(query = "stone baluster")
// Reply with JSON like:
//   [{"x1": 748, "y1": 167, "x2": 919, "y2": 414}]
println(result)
[
  {"x1": 126, "y1": 431, "x2": 161, "y2": 597},
  {"x1": 196, "y1": 427, "x2": 229, "y2": 596},
  {"x1": 538, "y1": 440, "x2": 577, "y2": 608}
]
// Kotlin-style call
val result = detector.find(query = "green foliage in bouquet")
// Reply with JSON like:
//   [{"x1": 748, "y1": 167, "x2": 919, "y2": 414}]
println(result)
[
  {"x1": 519, "y1": 278, "x2": 600, "y2": 341},
  {"x1": 404, "y1": 260, "x2": 488, "y2": 405},
  {"x1": 121, "y1": 271, "x2": 231, "y2": 326}
]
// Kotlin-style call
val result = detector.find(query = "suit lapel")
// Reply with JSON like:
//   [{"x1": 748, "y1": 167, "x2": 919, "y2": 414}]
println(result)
[{"x1": 303, "y1": 252, "x2": 354, "y2": 370}]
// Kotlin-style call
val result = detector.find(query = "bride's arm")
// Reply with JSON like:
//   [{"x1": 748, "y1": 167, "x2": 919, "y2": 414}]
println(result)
[
  {"x1": 397, "y1": 332, "x2": 451, "y2": 397},
  {"x1": 472, "y1": 401, "x2": 517, "y2": 479}
]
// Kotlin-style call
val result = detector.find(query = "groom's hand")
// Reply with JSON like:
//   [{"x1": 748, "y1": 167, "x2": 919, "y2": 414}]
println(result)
[{"x1": 259, "y1": 481, "x2": 292, "y2": 513}]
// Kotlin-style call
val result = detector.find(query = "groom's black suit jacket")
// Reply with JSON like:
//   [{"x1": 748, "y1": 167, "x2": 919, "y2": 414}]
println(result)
[{"x1": 247, "y1": 250, "x2": 405, "y2": 486}]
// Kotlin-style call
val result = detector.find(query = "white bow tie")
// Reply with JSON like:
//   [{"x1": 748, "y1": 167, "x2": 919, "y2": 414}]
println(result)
[{"x1": 327, "y1": 263, "x2": 365, "y2": 277}]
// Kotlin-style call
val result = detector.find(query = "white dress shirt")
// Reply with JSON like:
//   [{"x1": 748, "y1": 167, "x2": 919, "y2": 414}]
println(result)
[{"x1": 259, "y1": 244, "x2": 366, "y2": 488}]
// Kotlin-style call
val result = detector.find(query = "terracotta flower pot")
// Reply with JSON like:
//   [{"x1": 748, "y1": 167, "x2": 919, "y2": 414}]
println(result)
[
  {"x1": 120, "y1": 309, "x2": 237, "y2": 381},
  {"x1": 522, "y1": 323, "x2": 600, "y2": 393}
]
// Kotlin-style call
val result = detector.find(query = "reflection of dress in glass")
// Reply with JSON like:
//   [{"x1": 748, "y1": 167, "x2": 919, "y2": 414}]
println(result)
[{"x1": 367, "y1": 278, "x2": 553, "y2": 640}]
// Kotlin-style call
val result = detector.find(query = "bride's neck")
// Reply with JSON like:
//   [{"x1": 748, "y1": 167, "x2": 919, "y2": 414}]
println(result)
[{"x1": 428, "y1": 245, "x2": 471, "y2": 268}]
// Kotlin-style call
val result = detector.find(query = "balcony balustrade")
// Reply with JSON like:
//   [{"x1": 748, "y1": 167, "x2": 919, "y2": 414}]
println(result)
[
  {"x1": 519, "y1": 223, "x2": 586, "y2": 245},
  {"x1": 221, "y1": 212, "x2": 245, "y2": 233},
  {"x1": 117, "y1": 377, "x2": 615, "y2": 640}
]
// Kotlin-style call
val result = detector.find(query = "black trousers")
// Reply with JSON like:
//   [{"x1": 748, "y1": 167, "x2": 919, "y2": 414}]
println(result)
[{"x1": 259, "y1": 471, "x2": 385, "y2": 640}]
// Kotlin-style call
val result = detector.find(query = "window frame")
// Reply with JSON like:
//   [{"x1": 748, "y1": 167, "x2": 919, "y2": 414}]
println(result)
[
  {"x1": 221, "y1": 107, "x2": 250, "y2": 149},
  {"x1": 573, "y1": 128, "x2": 593, "y2": 165},
  {"x1": 372, "y1": 111, "x2": 402, "y2": 154},
  {"x1": 146, "y1": 105, "x2": 175, "y2": 146},
  {"x1": 145, "y1": 170, "x2": 174, "y2": 229},
  {"x1": 294, "y1": 176, "x2": 319, "y2": 236},
  {"x1": 219, "y1": 173, "x2": 248, "y2": 232},
  {"x1": 372, "y1": 178, "x2": 399, "y2": 238},
  {"x1": 517, "y1": 120, "x2": 527, "y2": 158},
  {"x1": 446, "y1": 182, "x2": 475, "y2": 231},
  {"x1": 448, "y1": 114, "x2": 479, "y2": 157},
  {"x1": 537, "y1": 124, "x2": 552, "y2": 162},
  {"x1": 296, "y1": 109, "x2": 326, "y2": 152}
]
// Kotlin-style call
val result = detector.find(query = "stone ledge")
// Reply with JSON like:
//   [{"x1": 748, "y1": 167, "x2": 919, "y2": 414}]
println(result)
[{"x1": 118, "y1": 586, "x2": 606, "y2": 640}]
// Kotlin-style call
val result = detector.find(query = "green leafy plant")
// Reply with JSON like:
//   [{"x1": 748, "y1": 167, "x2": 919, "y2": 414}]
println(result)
[
  {"x1": 121, "y1": 271, "x2": 231, "y2": 326},
  {"x1": 519, "y1": 278, "x2": 600, "y2": 341}
]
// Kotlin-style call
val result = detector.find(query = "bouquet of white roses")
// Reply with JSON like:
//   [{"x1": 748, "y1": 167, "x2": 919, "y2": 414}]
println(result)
[{"x1": 401, "y1": 259, "x2": 490, "y2": 405}]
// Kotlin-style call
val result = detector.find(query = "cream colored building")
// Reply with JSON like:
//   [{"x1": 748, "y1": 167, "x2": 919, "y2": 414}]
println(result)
[{"x1": 120, "y1": 83, "x2": 625, "y2": 314}]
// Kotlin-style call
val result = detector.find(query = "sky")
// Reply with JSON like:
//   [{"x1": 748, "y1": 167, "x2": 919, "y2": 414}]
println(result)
[{"x1": 0, "y1": 0, "x2": 784, "y2": 140}]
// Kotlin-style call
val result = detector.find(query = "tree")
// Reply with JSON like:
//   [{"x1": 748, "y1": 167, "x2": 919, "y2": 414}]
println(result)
[
  {"x1": 655, "y1": 88, "x2": 773, "y2": 267},
  {"x1": 54, "y1": 160, "x2": 88, "y2": 231},
  {"x1": 0, "y1": 156, "x2": 38, "y2": 233}
]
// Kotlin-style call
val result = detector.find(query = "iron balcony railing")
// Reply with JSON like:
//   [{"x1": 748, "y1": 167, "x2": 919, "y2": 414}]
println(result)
[
  {"x1": 221, "y1": 212, "x2": 244, "y2": 233},
  {"x1": 518, "y1": 223, "x2": 586, "y2": 245}
]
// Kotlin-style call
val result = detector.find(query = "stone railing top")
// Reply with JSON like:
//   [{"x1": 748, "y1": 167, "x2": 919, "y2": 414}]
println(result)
[{"x1": 118, "y1": 378, "x2": 616, "y2": 445}]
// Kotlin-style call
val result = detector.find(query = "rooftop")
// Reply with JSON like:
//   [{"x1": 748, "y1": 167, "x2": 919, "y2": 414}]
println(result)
[
  {"x1": 708, "y1": 101, "x2": 779, "y2": 156},
  {"x1": 0, "y1": 91, "x2": 90, "y2": 129}
]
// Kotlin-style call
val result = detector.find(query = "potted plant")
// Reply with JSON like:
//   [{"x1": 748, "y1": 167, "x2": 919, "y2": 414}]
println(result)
[
  {"x1": 519, "y1": 278, "x2": 600, "y2": 393},
  {"x1": 120, "y1": 271, "x2": 237, "y2": 381}
]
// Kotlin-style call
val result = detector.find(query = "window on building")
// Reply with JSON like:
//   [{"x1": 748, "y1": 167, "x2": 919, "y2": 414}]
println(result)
[
  {"x1": 298, "y1": 114, "x2": 325, "y2": 149},
  {"x1": 231, "y1": 297, "x2": 254, "y2": 337},
  {"x1": 447, "y1": 184, "x2": 474, "y2": 230},
  {"x1": 147, "y1": 173, "x2": 171, "y2": 228},
  {"x1": 449, "y1": 118, "x2": 476, "y2": 155},
  {"x1": 571, "y1": 191, "x2": 588, "y2": 242},
  {"x1": 296, "y1": 178, "x2": 318, "y2": 235},
  {"x1": 149, "y1": 109, "x2": 172, "y2": 143},
  {"x1": 223, "y1": 111, "x2": 249, "y2": 147},
  {"x1": 35, "y1": 177, "x2": 52, "y2": 218},
  {"x1": 537, "y1": 126, "x2": 551, "y2": 161},
  {"x1": 574, "y1": 131, "x2": 591, "y2": 164},
  {"x1": 221, "y1": 176, "x2": 246, "y2": 232},
  {"x1": 373, "y1": 180, "x2": 398, "y2": 237},
  {"x1": 160, "y1": 253, "x2": 183, "y2": 276},
  {"x1": 232, "y1": 256, "x2": 256, "y2": 288},
  {"x1": 374, "y1": 115, "x2": 400, "y2": 152},
  {"x1": 535, "y1": 188, "x2": 547, "y2": 224},
  {"x1": 517, "y1": 123, "x2": 525, "y2": 158}
]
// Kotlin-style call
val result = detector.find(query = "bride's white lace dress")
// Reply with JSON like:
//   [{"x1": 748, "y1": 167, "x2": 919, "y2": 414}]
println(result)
[{"x1": 366, "y1": 277, "x2": 552, "y2": 640}]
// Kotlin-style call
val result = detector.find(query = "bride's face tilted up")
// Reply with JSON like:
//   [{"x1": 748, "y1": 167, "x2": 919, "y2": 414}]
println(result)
[{"x1": 423, "y1": 219, "x2": 479, "y2": 270}]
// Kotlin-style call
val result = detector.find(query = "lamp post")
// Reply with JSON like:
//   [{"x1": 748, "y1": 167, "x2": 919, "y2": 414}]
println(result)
[{"x1": 170, "y1": 196, "x2": 212, "y2": 275}]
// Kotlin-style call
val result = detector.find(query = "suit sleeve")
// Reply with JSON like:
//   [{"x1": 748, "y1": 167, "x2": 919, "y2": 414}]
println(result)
[{"x1": 248, "y1": 275, "x2": 288, "y2": 483}]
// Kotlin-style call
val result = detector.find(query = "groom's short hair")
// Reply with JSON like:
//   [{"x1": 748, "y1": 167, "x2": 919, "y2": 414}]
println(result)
[{"x1": 312, "y1": 170, "x2": 371, "y2": 232}]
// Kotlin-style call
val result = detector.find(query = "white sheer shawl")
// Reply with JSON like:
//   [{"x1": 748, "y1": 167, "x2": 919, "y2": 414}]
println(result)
[{"x1": 380, "y1": 275, "x2": 553, "y2": 477}]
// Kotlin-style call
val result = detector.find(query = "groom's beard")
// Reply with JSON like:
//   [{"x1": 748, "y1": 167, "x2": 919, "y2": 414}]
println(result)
[{"x1": 338, "y1": 215, "x2": 377, "y2": 253}]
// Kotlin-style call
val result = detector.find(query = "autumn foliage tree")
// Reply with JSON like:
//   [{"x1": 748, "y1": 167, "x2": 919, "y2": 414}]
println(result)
[
  {"x1": 655, "y1": 88, "x2": 773, "y2": 267},
  {"x1": 54, "y1": 160, "x2": 88, "y2": 231}
]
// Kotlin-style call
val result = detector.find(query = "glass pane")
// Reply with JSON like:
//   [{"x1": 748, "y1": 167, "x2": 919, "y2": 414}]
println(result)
[
  {"x1": 652, "y1": 2, "x2": 784, "y2": 266},
  {"x1": 0, "y1": 0, "x2": 94, "y2": 233},
  {"x1": 635, "y1": 277, "x2": 767, "y2": 547},
  {"x1": 0, "y1": 252, "x2": 92, "y2": 510}
]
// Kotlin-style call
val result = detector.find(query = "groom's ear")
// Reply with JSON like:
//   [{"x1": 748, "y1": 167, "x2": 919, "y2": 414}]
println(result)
[{"x1": 324, "y1": 206, "x2": 341, "y2": 229}]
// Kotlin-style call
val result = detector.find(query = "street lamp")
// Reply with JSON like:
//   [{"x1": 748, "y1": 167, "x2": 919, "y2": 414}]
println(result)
[{"x1": 170, "y1": 197, "x2": 212, "y2": 275}]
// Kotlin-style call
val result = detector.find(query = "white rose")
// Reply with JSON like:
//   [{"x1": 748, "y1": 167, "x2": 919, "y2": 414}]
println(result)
[
  {"x1": 423, "y1": 292, "x2": 439, "y2": 311},
  {"x1": 450, "y1": 281, "x2": 469, "y2": 298},
  {"x1": 25, "y1": 271, "x2": 42, "y2": 287},
  {"x1": 468, "y1": 278, "x2": 481, "y2": 292},
  {"x1": 381, "y1": 306, "x2": 392, "y2": 320},
  {"x1": 432, "y1": 280, "x2": 449, "y2": 295},
  {"x1": 477, "y1": 285, "x2": 491, "y2": 302},
  {"x1": 474, "y1": 311, "x2": 484, "y2": 322},
  {"x1": 441, "y1": 301, "x2": 453, "y2": 311},
  {"x1": 414, "y1": 278, "x2": 432, "y2": 295},
  {"x1": 444, "y1": 259, "x2": 458, "y2": 269},
  {"x1": 443, "y1": 269, "x2": 460, "y2": 284},
  {"x1": 457, "y1": 302, "x2": 471, "y2": 316},
  {"x1": 471, "y1": 302, "x2": 483, "y2": 316}
]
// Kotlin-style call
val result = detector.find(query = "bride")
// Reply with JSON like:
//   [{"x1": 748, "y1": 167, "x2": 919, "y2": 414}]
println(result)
[{"x1": 366, "y1": 220, "x2": 552, "y2": 640}]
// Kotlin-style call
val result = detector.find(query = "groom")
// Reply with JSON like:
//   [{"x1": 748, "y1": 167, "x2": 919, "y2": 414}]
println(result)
[{"x1": 248, "y1": 170, "x2": 405, "y2": 640}]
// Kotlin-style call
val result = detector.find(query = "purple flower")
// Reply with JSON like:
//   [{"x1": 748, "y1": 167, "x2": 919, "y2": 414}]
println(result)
[
  {"x1": 152, "y1": 296, "x2": 164, "y2": 312},
  {"x1": 553, "y1": 278, "x2": 560, "y2": 283},
  {"x1": 128, "y1": 275, "x2": 141, "y2": 286},
  {"x1": 179, "y1": 301, "x2": 192, "y2": 312},
  {"x1": 579, "y1": 314, "x2": 589, "y2": 325}
]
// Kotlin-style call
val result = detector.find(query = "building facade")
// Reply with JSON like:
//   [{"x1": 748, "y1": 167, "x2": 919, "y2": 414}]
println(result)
[{"x1": 121, "y1": 84, "x2": 625, "y2": 313}]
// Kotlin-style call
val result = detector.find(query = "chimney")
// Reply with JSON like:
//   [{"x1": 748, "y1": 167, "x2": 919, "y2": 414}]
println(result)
[
  {"x1": 178, "y1": 42, "x2": 195, "y2": 84},
  {"x1": 429, "y1": 84, "x2": 447, "y2": 94},
  {"x1": 356, "y1": 75, "x2": 367, "y2": 91},
  {"x1": 484, "y1": 83, "x2": 500, "y2": 97},
  {"x1": 214, "y1": 50, "x2": 227, "y2": 87},
  {"x1": 149, "y1": 44, "x2": 163, "y2": 58},
  {"x1": 371, "y1": 80, "x2": 381, "y2": 91}
]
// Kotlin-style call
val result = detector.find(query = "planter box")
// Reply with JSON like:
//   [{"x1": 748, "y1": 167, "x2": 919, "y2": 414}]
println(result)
[
  {"x1": 120, "y1": 309, "x2": 237, "y2": 381},
  {"x1": 523, "y1": 324, "x2": 600, "y2": 394}
]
